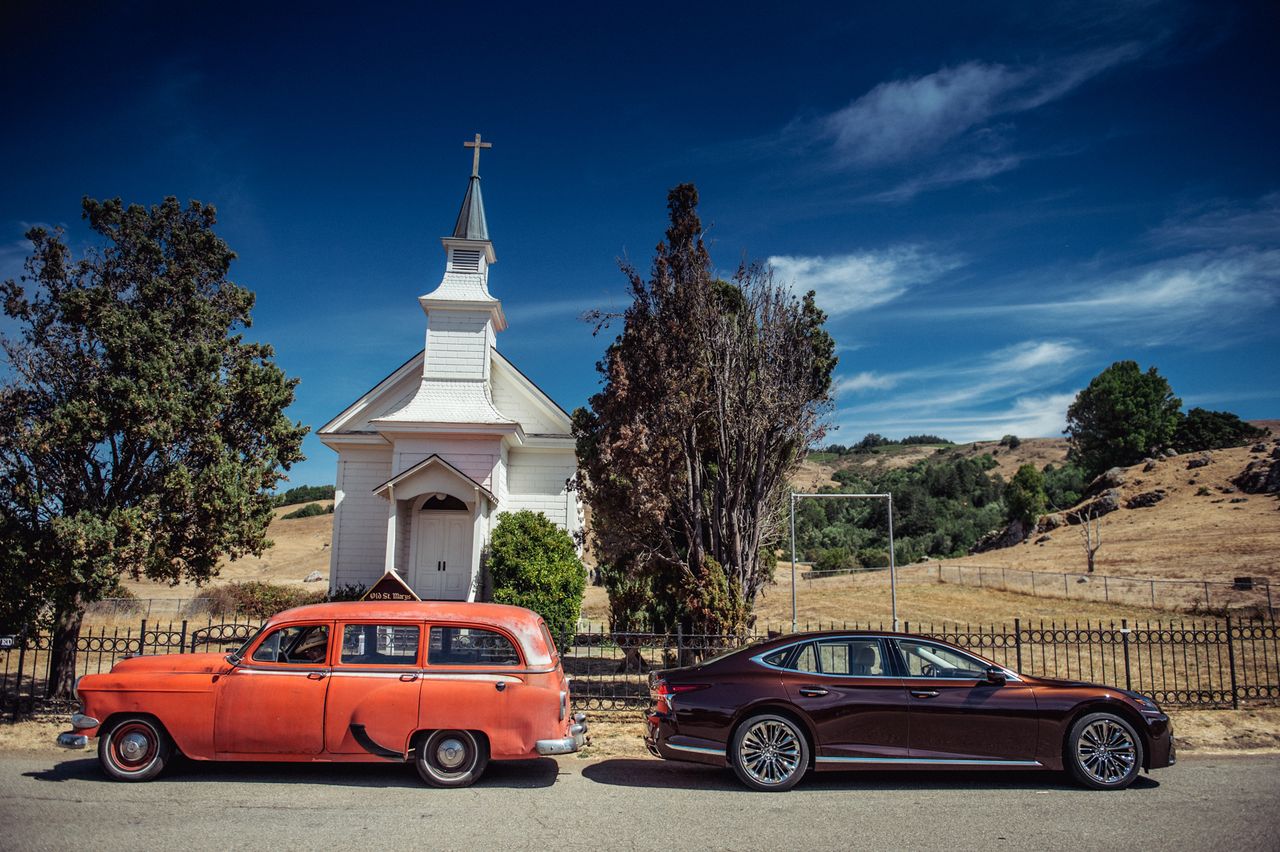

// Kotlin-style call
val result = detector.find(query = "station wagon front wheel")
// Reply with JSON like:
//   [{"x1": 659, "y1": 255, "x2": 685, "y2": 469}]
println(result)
[
  {"x1": 98, "y1": 716, "x2": 173, "y2": 782},
  {"x1": 416, "y1": 730, "x2": 488, "y2": 788}
]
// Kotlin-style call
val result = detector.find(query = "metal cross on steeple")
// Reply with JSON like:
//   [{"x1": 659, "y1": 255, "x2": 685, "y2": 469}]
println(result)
[{"x1": 464, "y1": 133, "x2": 492, "y2": 177}]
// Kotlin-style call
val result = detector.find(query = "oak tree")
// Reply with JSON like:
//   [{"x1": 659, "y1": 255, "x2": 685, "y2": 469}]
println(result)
[{"x1": 0, "y1": 197, "x2": 307, "y2": 696}]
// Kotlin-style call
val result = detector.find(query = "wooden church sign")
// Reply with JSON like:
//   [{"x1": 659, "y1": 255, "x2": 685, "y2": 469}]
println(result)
[{"x1": 361, "y1": 571, "x2": 421, "y2": 602}]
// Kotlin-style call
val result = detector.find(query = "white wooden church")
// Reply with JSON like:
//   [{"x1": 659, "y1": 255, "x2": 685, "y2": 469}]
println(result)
[{"x1": 318, "y1": 136, "x2": 582, "y2": 600}]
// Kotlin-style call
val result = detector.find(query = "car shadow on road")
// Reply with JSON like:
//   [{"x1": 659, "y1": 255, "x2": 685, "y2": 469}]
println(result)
[
  {"x1": 582, "y1": 759, "x2": 1160, "y2": 793},
  {"x1": 25, "y1": 756, "x2": 561, "y2": 789}
]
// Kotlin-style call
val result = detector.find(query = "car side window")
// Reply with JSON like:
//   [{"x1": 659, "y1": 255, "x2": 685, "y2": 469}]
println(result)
[
  {"x1": 816, "y1": 639, "x2": 885, "y2": 676},
  {"x1": 428, "y1": 626, "x2": 520, "y2": 666},
  {"x1": 341, "y1": 624, "x2": 420, "y2": 665},
  {"x1": 791, "y1": 643, "x2": 819, "y2": 673},
  {"x1": 897, "y1": 639, "x2": 988, "y2": 679},
  {"x1": 251, "y1": 624, "x2": 329, "y2": 665}
]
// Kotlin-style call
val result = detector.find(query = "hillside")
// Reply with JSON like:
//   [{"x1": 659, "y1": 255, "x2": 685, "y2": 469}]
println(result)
[
  {"x1": 120, "y1": 501, "x2": 334, "y2": 600},
  {"x1": 802, "y1": 438, "x2": 1071, "y2": 486},
  {"x1": 119, "y1": 434, "x2": 1278, "y2": 614},
  {"x1": 942, "y1": 442, "x2": 1280, "y2": 584}
]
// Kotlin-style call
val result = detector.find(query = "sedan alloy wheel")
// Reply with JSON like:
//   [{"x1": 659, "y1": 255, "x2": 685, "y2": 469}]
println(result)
[{"x1": 731, "y1": 714, "x2": 809, "y2": 792}]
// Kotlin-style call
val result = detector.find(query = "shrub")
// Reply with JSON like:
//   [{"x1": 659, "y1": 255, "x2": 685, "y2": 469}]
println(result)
[
  {"x1": 813, "y1": 547, "x2": 857, "y2": 573},
  {"x1": 486, "y1": 510, "x2": 586, "y2": 644},
  {"x1": 1005, "y1": 464, "x2": 1047, "y2": 527},
  {"x1": 999, "y1": 434, "x2": 1021, "y2": 449},
  {"x1": 1042, "y1": 462, "x2": 1087, "y2": 510},
  {"x1": 194, "y1": 581, "x2": 324, "y2": 618},
  {"x1": 281, "y1": 502, "x2": 331, "y2": 520}
]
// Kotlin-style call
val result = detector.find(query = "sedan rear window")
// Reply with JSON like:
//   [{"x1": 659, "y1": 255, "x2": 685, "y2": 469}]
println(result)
[{"x1": 428, "y1": 626, "x2": 520, "y2": 666}]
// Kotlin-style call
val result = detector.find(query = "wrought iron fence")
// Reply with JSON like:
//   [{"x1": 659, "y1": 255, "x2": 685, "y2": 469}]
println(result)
[{"x1": 4, "y1": 615, "x2": 1276, "y2": 721}]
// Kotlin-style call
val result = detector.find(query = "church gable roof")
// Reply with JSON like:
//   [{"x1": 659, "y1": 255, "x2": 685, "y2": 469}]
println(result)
[{"x1": 489, "y1": 348, "x2": 573, "y2": 435}]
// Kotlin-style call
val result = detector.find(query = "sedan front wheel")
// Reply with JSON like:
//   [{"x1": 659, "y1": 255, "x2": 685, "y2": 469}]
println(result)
[
  {"x1": 730, "y1": 714, "x2": 810, "y2": 792},
  {"x1": 1067, "y1": 712, "x2": 1143, "y2": 790}
]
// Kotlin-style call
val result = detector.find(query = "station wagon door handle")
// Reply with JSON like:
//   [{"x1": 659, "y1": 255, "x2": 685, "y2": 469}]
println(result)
[
  {"x1": 307, "y1": 672, "x2": 327, "y2": 681},
  {"x1": 910, "y1": 690, "x2": 940, "y2": 698},
  {"x1": 798, "y1": 686, "x2": 829, "y2": 697},
  {"x1": 399, "y1": 673, "x2": 418, "y2": 682}
]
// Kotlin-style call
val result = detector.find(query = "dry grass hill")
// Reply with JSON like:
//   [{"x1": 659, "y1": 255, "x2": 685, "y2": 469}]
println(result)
[{"x1": 121, "y1": 428, "x2": 1278, "y2": 625}]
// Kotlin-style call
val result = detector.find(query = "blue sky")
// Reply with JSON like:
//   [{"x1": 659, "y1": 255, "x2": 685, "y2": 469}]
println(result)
[{"x1": 2, "y1": 1, "x2": 1277, "y2": 487}]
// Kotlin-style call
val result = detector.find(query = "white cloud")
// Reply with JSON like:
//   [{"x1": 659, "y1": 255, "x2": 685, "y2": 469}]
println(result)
[
  {"x1": 837, "y1": 371, "x2": 898, "y2": 393},
  {"x1": 823, "y1": 46, "x2": 1142, "y2": 169},
  {"x1": 868, "y1": 154, "x2": 1024, "y2": 203},
  {"x1": 769, "y1": 246, "x2": 961, "y2": 317},
  {"x1": 832, "y1": 342, "x2": 1087, "y2": 441},
  {"x1": 1150, "y1": 192, "x2": 1280, "y2": 249},
  {"x1": 826, "y1": 62, "x2": 1025, "y2": 167},
  {"x1": 907, "y1": 247, "x2": 1280, "y2": 341}
]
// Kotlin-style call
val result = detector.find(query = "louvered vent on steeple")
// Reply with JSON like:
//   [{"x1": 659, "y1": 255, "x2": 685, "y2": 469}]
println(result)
[{"x1": 449, "y1": 248, "x2": 482, "y2": 272}]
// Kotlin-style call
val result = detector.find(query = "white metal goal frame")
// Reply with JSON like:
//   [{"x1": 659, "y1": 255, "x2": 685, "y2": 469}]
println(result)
[{"x1": 788, "y1": 492, "x2": 898, "y2": 632}]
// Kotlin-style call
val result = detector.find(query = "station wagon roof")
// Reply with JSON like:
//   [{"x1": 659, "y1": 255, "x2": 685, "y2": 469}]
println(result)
[{"x1": 270, "y1": 600, "x2": 544, "y2": 629}]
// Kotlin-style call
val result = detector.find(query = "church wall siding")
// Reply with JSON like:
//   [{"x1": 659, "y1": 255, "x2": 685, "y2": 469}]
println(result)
[
  {"x1": 332, "y1": 452, "x2": 392, "y2": 589},
  {"x1": 505, "y1": 450, "x2": 578, "y2": 529}
]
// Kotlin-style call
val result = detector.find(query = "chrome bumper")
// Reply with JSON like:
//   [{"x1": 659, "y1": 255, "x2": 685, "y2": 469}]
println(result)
[
  {"x1": 71, "y1": 713, "x2": 99, "y2": 729},
  {"x1": 57, "y1": 733, "x2": 88, "y2": 750},
  {"x1": 535, "y1": 713, "x2": 588, "y2": 755}
]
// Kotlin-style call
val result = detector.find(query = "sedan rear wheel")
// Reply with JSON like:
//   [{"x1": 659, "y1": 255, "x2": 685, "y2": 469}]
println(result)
[
  {"x1": 730, "y1": 714, "x2": 809, "y2": 792},
  {"x1": 98, "y1": 716, "x2": 173, "y2": 782},
  {"x1": 1067, "y1": 712, "x2": 1143, "y2": 790},
  {"x1": 415, "y1": 730, "x2": 489, "y2": 788}
]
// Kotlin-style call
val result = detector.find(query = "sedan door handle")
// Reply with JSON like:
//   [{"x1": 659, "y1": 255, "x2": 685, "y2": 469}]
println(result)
[
  {"x1": 910, "y1": 689, "x2": 939, "y2": 698},
  {"x1": 798, "y1": 686, "x2": 829, "y2": 697}
]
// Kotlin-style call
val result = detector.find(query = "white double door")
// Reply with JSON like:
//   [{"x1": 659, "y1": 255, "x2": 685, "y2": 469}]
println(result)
[{"x1": 413, "y1": 512, "x2": 472, "y2": 600}]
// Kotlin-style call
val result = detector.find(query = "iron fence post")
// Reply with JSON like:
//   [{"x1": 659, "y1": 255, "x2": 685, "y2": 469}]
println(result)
[
  {"x1": 1225, "y1": 615, "x2": 1239, "y2": 709},
  {"x1": 12, "y1": 640, "x2": 25, "y2": 723},
  {"x1": 1121, "y1": 619, "x2": 1131, "y2": 691},
  {"x1": 139, "y1": 618, "x2": 147, "y2": 655},
  {"x1": 1014, "y1": 618, "x2": 1023, "y2": 672},
  {"x1": 179, "y1": 620, "x2": 188, "y2": 653}
]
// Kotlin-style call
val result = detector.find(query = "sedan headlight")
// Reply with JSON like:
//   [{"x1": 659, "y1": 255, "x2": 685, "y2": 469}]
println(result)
[{"x1": 1129, "y1": 691, "x2": 1160, "y2": 711}]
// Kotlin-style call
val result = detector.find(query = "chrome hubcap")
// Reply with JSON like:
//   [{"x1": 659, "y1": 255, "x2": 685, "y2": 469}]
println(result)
[
  {"x1": 1077, "y1": 719, "x2": 1136, "y2": 784},
  {"x1": 436, "y1": 737, "x2": 468, "y2": 770},
  {"x1": 119, "y1": 732, "x2": 149, "y2": 762},
  {"x1": 739, "y1": 720, "x2": 801, "y2": 786}
]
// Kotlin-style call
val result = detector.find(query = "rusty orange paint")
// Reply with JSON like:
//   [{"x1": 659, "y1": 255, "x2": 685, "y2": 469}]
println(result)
[{"x1": 67, "y1": 601, "x2": 581, "y2": 773}]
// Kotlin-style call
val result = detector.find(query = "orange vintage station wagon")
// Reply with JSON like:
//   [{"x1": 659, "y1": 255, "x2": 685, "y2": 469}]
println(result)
[{"x1": 56, "y1": 601, "x2": 587, "y2": 787}]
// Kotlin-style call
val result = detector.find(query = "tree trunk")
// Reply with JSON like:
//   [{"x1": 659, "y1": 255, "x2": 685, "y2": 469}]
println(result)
[
  {"x1": 46, "y1": 603, "x2": 85, "y2": 699},
  {"x1": 1087, "y1": 551, "x2": 1096, "y2": 574}
]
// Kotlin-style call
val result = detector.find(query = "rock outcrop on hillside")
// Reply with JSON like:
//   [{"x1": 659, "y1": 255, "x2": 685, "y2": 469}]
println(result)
[{"x1": 1233, "y1": 446, "x2": 1280, "y2": 494}]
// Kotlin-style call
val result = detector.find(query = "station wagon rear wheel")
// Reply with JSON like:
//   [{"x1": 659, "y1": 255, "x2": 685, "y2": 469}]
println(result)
[
  {"x1": 98, "y1": 716, "x2": 173, "y2": 782},
  {"x1": 730, "y1": 714, "x2": 810, "y2": 792},
  {"x1": 416, "y1": 730, "x2": 488, "y2": 788}
]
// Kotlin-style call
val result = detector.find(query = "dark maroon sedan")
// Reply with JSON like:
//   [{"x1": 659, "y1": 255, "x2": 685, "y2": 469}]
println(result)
[{"x1": 645, "y1": 630, "x2": 1174, "y2": 791}]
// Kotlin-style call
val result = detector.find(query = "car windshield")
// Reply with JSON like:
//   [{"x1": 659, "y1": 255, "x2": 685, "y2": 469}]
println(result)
[{"x1": 232, "y1": 624, "x2": 270, "y2": 661}]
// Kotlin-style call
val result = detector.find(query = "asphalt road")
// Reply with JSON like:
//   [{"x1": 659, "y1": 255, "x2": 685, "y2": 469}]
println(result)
[{"x1": 2, "y1": 751, "x2": 1277, "y2": 851}]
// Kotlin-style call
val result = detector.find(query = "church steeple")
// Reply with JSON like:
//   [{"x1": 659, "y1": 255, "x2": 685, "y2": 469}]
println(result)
[
  {"x1": 451, "y1": 175, "x2": 489, "y2": 241},
  {"x1": 441, "y1": 132, "x2": 496, "y2": 271}
]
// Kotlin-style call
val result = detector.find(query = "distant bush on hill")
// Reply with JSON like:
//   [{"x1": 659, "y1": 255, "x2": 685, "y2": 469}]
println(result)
[
  {"x1": 281, "y1": 502, "x2": 333, "y2": 520},
  {"x1": 815, "y1": 433, "x2": 952, "y2": 456},
  {"x1": 273, "y1": 484, "x2": 335, "y2": 507},
  {"x1": 1175, "y1": 408, "x2": 1269, "y2": 452}
]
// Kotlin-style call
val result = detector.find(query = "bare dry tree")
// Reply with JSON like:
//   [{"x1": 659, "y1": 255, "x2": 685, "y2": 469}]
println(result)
[{"x1": 1078, "y1": 509, "x2": 1103, "y2": 574}]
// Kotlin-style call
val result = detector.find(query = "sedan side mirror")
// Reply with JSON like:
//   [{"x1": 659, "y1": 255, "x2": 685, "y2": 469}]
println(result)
[{"x1": 984, "y1": 666, "x2": 1007, "y2": 685}]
